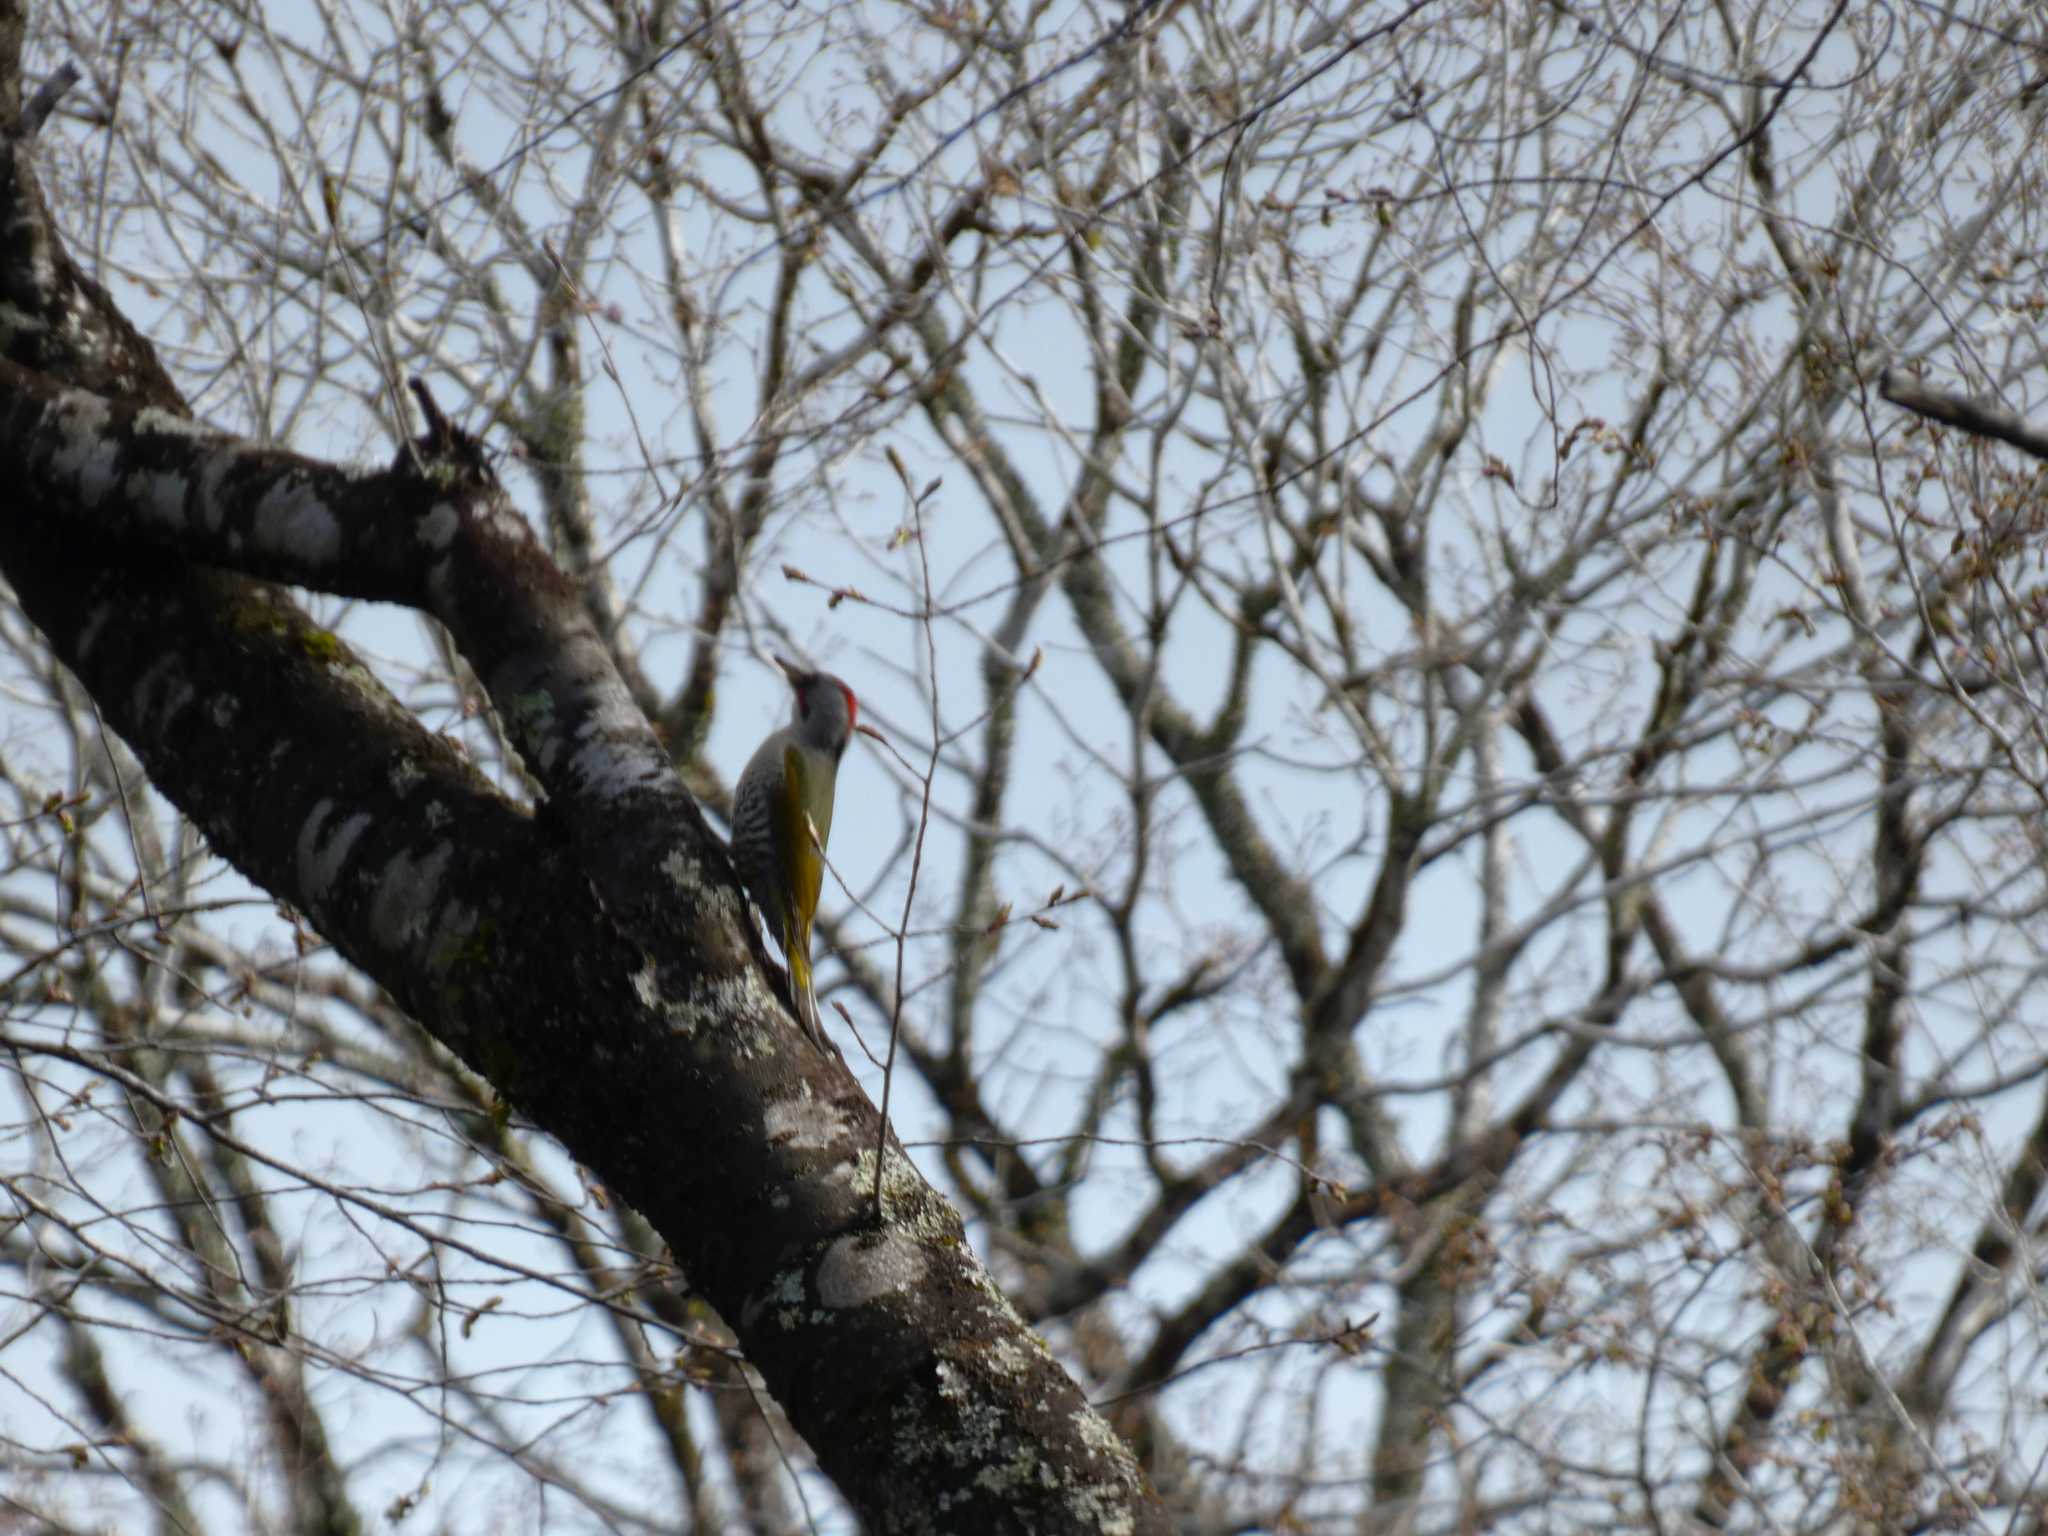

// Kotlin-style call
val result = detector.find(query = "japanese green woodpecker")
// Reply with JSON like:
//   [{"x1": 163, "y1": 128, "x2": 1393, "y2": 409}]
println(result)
[{"x1": 732, "y1": 657, "x2": 857, "y2": 1043}]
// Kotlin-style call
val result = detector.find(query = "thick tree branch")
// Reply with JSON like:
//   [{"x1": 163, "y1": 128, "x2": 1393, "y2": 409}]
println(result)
[
  {"x1": 1880, "y1": 367, "x2": 2048, "y2": 462},
  {"x1": 0, "y1": 10, "x2": 1166, "y2": 1528}
]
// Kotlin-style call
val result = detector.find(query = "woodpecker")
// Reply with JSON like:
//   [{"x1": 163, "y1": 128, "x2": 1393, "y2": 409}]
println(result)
[{"x1": 731, "y1": 657, "x2": 857, "y2": 1044}]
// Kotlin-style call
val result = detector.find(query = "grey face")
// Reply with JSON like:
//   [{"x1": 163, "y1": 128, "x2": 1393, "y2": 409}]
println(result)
[{"x1": 790, "y1": 669, "x2": 856, "y2": 757}]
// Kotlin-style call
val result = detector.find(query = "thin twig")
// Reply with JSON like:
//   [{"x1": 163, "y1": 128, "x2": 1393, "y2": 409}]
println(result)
[{"x1": 872, "y1": 462, "x2": 943, "y2": 1222}]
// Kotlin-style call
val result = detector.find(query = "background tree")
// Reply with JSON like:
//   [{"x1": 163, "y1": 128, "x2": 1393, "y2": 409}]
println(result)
[{"x1": 2, "y1": 1, "x2": 2047, "y2": 1533}]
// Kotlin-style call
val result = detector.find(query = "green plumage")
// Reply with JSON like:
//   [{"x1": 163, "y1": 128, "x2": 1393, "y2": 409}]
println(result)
[{"x1": 731, "y1": 661, "x2": 855, "y2": 1045}]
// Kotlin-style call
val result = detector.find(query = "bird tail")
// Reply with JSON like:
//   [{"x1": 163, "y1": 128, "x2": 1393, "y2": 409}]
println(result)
[{"x1": 784, "y1": 914, "x2": 827, "y2": 1046}]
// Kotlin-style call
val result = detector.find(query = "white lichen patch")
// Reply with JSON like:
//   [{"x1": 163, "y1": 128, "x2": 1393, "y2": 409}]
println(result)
[
  {"x1": 762, "y1": 1084, "x2": 852, "y2": 1153},
  {"x1": 1071, "y1": 1406, "x2": 1131, "y2": 1464},
  {"x1": 665, "y1": 842, "x2": 752, "y2": 932},
  {"x1": 562, "y1": 670, "x2": 669, "y2": 800},
  {"x1": 659, "y1": 841, "x2": 703, "y2": 892},
  {"x1": 388, "y1": 756, "x2": 426, "y2": 797},
  {"x1": 815, "y1": 1231, "x2": 926, "y2": 1311},
  {"x1": 478, "y1": 498, "x2": 531, "y2": 543},
  {"x1": 972, "y1": 1446, "x2": 1053, "y2": 1500},
  {"x1": 738, "y1": 1263, "x2": 809, "y2": 1332},
  {"x1": 630, "y1": 954, "x2": 662, "y2": 1010},
  {"x1": 925, "y1": 1361, "x2": 1015, "y2": 1467},
  {"x1": 367, "y1": 840, "x2": 455, "y2": 955},
  {"x1": 839, "y1": 1145, "x2": 942, "y2": 1221},
  {"x1": 981, "y1": 1332, "x2": 1051, "y2": 1380},
  {"x1": 131, "y1": 406, "x2": 203, "y2": 440},
  {"x1": 416, "y1": 501, "x2": 460, "y2": 551},
  {"x1": 296, "y1": 799, "x2": 371, "y2": 912},
  {"x1": 966, "y1": 1262, "x2": 1032, "y2": 1324},
  {"x1": 197, "y1": 451, "x2": 232, "y2": 534},
  {"x1": 641, "y1": 970, "x2": 763, "y2": 1047},
  {"x1": 923, "y1": 1366, "x2": 1142, "y2": 1534},
  {"x1": 0, "y1": 298, "x2": 46, "y2": 340},
  {"x1": 46, "y1": 393, "x2": 116, "y2": 506},
  {"x1": 705, "y1": 971, "x2": 770, "y2": 1024},
  {"x1": 1057, "y1": 1486, "x2": 1137, "y2": 1536},
  {"x1": 252, "y1": 475, "x2": 342, "y2": 566},
  {"x1": 933, "y1": 1357, "x2": 974, "y2": 1406},
  {"x1": 123, "y1": 467, "x2": 191, "y2": 530}
]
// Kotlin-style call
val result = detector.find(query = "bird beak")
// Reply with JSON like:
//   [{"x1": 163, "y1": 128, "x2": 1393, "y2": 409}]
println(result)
[
  {"x1": 855, "y1": 721, "x2": 886, "y2": 743},
  {"x1": 771, "y1": 654, "x2": 799, "y2": 682}
]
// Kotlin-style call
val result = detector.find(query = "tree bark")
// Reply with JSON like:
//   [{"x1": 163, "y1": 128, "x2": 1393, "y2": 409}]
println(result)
[{"x1": 0, "y1": 5, "x2": 1163, "y2": 1529}]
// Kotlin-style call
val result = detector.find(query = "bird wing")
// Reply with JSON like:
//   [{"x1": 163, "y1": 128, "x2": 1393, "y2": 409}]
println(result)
[{"x1": 782, "y1": 743, "x2": 824, "y2": 932}]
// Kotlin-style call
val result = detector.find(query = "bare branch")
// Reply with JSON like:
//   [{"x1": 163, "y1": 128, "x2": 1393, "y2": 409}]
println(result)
[{"x1": 1880, "y1": 367, "x2": 2048, "y2": 461}]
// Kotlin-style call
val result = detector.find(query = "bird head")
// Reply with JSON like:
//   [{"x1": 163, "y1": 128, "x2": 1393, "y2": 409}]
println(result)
[{"x1": 776, "y1": 656, "x2": 857, "y2": 757}]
